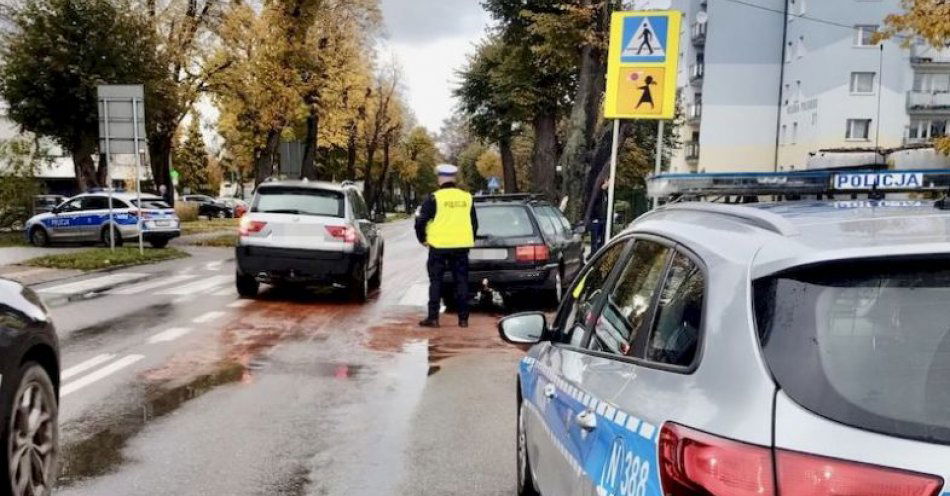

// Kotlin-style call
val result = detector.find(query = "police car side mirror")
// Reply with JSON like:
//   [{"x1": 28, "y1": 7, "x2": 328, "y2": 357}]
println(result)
[{"x1": 499, "y1": 312, "x2": 547, "y2": 345}]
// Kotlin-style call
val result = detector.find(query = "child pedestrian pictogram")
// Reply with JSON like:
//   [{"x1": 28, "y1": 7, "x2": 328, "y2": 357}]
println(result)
[
  {"x1": 621, "y1": 16, "x2": 668, "y2": 63},
  {"x1": 636, "y1": 75, "x2": 657, "y2": 108},
  {"x1": 614, "y1": 68, "x2": 665, "y2": 117}
]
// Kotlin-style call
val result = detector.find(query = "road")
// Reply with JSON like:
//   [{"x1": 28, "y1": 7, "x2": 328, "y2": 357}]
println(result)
[{"x1": 36, "y1": 220, "x2": 523, "y2": 496}]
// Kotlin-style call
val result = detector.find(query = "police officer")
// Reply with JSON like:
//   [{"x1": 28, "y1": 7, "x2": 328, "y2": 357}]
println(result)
[{"x1": 415, "y1": 164, "x2": 478, "y2": 328}]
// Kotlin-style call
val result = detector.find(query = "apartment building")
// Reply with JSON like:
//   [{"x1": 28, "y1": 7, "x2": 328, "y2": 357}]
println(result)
[{"x1": 668, "y1": 0, "x2": 950, "y2": 173}]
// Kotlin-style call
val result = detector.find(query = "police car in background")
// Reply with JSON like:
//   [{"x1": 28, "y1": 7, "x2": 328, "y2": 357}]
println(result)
[
  {"x1": 501, "y1": 169, "x2": 950, "y2": 496},
  {"x1": 24, "y1": 191, "x2": 181, "y2": 248}
]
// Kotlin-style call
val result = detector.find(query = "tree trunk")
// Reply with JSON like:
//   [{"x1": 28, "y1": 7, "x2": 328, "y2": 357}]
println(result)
[
  {"x1": 531, "y1": 113, "x2": 558, "y2": 201},
  {"x1": 301, "y1": 106, "x2": 319, "y2": 180},
  {"x1": 499, "y1": 134, "x2": 517, "y2": 193},
  {"x1": 149, "y1": 134, "x2": 174, "y2": 204},
  {"x1": 346, "y1": 127, "x2": 358, "y2": 180},
  {"x1": 255, "y1": 129, "x2": 281, "y2": 186},
  {"x1": 372, "y1": 138, "x2": 392, "y2": 214},
  {"x1": 71, "y1": 144, "x2": 98, "y2": 191},
  {"x1": 363, "y1": 144, "x2": 376, "y2": 210}
]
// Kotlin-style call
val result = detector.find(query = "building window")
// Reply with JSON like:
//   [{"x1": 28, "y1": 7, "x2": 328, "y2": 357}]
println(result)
[
  {"x1": 850, "y1": 72, "x2": 876, "y2": 94},
  {"x1": 854, "y1": 25, "x2": 879, "y2": 46},
  {"x1": 915, "y1": 73, "x2": 950, "y2": 93},
  {"x1": 846, "y1": 119, "x2": 872, "y2": 140},
  {"x1": 792, "y1": 122, "x2": 798, "y2": 144}
]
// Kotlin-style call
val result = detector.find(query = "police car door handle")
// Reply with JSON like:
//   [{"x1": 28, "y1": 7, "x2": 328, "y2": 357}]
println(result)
[
  {"x1": 543, "y1": 383, "x2": 556, "y2": 399},
  {"x1": 575, "y1": 410, "x2": 597, "y2": 431}
]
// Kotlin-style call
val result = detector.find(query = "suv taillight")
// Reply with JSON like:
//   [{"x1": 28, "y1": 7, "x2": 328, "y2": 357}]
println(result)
[
  {"x1": 777, "y1": 450, "x2": 943, "y2": 496},
  {"x1": 239, "y1": 218, "x2": 267, "y2": 236},
  {"x1": 515, "y1": 244, "x2": 550, "y2": 263},
  {"x1": 326, "y1": 225, "x2": 357, "y2": 244},
  {"x1": 659, "y1": 423, "x2": 774, "y2": 496},
  {"x1": 659, "y1": 423, "x2": 944, "y2": 496}
]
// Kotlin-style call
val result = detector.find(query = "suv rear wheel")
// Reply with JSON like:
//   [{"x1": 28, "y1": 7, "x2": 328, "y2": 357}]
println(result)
[
  {"x1": 369, "y1": 254, "x2": 383, "y2": 290},
  {"x1": 350, "y1": 261, "x2": 369, "y2": 303},
  {"x1": 236, "y1": 272, "x2": 259, "y2": 298}
]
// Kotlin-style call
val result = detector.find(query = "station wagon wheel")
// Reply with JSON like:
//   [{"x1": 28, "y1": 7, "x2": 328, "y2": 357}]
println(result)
[
  {"x1": 517, "y1": 401, "x2": 539, "y2": 496},
  {"x1": 28, "y1": 228, "x2": 48, "y2": 248},
  {"x1": 100, "y1": 226, "x2": 123, "y2": 247},
  {"x1": 5, "y1": 363, "x2": 57, "y2": 496}
]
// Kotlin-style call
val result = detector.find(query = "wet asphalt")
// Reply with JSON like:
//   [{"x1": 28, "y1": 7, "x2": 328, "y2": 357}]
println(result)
[{"x1": 36, "y1": 220, "x2": 524, "y2": 495}]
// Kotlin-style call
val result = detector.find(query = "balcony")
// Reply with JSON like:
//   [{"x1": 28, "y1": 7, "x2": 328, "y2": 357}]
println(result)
[
  {"x1": 687, "y1": 103, "x2": 702, "y2": 124},
  {"x1": 907, "y1": 91, "x2": 950, "y2": 112},
  {"x1": 689, "y1": 63, "x2": 704, "y2": 84},
  {"x1": 903, "y1": 136, "x2": 933, "y2": 146},
  {"x1": 911, "y1": 44, "x2": 950, "y2": 68},
  {"x1": 685, "y1": 142, "x2": 700, "y2": 162},
  {"x1": 690, "y1": 21, "x2": 706, "y2": 46}
]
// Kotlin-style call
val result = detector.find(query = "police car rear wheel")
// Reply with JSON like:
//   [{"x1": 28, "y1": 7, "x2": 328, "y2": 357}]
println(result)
[
  {"x1": 29, "y1": 228, "x2": 48, "y2": 247},
  {"x1": 517, "y1": 402, "x2": 540, "y2": 496},
  {"x1": 101, "y1": 227, "x2": 123, "y2": 247}
]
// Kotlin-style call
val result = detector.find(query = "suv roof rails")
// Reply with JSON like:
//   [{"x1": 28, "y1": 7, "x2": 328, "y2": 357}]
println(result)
[
  {"x1": 474, "y1": 193, "x2": 544, "y2": 202},
  {"x1": 340, "y1": 180, "x2": 356, "y2": 187},
  {"x1": 653, "y1": 202, "x2": 800, "y2": 237}
]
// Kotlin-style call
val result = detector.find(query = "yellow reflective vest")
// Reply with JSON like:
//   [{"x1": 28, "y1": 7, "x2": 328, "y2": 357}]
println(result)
[{"x1": 426, "y1": 188, "x2": 475, "y2": 249}]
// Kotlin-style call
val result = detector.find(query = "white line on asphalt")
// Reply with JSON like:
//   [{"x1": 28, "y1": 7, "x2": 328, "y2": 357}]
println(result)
[
  {"x1": 61, "y1": 353, "x2": 116, "y2": 381},
  {"x1": 157, "y1": 275, "x2": 231, "y2": 295},
  {"x1": 398, "y1": 283, "x2": 428, "y2": 307},
  {"x1": 227, "y1": 299, "x2": 252, "y2": 308},
  {"x1": 148, "y1": 327, "x2": 192, "y2": 344},
  {"x1": 37, "y1": 272, "x2": 149, "y2": 295},
  {"x1": 211, "y1": 286, "x2": 234, "y2": 296},
  {"x1": 107, "y1": 274, "x2": 197, "y2": 295},
  {"x1": 0, "y1": 268, "x2": 53, "y2": 279},
  {"x1": 192, "y1": 311, "x2": 226, "y2": 324},
  {"x1": 61, "y1": 354, "x2": 145, "y2": 397},
  {"x1": 205, "y1": 261, "x2": 224, "y2": 271}
]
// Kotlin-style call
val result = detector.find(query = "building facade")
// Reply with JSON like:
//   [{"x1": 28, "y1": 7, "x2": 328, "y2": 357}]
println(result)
[{"x1": 668, "y1": 0, "x2": 950, "y2": 173}]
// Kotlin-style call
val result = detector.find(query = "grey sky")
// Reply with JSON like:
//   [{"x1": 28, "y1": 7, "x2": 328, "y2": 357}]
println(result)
[{"x1": 380, "y1": 0, "x2": 492, "y2": 133}]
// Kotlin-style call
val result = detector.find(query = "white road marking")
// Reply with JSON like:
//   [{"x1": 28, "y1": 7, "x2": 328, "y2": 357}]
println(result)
[
  {"x1": 227, "y1": 299, "x2": 252, "y2": 308},
  {"x1": 398, "y1": 283, "x2": 428, "y2": 307},
  {"x1": 192, "y1": 310, "x2": 226, "y2": 324},
  {"x1": 205, "y1": 261, "x2": 224, "y2": 271},
  {"x1": 148, "y1": 327, "x2": 192, "y2": 344},
  {"x1": 157, "y1": 275, "x2": 231, "y2": 295},
  {"x1": 212, "y1": 286, "x2": 235, "y2": 296},
  {"x1": 0, "y1": 268, "x2": 53, "y2": 279},
  {"x1": 37, "y1": 272, "x2": 149, "y2": 295},
  {"x1": 107, "y1": 274, "x2": 196, "y2": 295},
  {"x1": 61, "y1": 354, "x2": 145, "y2": 397},
  {"x1": 61, "y1": 353, "x2": 115, "y2": 381}
]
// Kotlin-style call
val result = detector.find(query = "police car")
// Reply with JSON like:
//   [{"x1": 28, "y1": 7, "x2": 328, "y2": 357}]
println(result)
[
  {"x1": 24, "y1": 191, "x2": 181, "y2": 248},
  {"x1": 501, "y1": 169, "x2": 950, "y2": 496}
]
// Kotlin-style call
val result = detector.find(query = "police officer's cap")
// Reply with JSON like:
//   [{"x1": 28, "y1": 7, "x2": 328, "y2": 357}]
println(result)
[{"x1": 435, "y1": 164, "x2": 459, "y2": 177}]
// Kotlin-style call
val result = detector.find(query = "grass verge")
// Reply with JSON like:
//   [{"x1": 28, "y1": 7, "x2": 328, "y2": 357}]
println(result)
[
  {"x1": 385, "y1": 212, "x2": 411, "y2": 223},
  {"x1": 180, "y1": 218, "x2": 239, "y2": 236},
  {"x1": 23, "y1": 247, "x2": 189, "y2": 271},
  {"x1": 0, "y1": 231, "x2": 27, "y2": 247},
  {"x1": 188, "y1": 234, "x2": 238, "y2": 248}
]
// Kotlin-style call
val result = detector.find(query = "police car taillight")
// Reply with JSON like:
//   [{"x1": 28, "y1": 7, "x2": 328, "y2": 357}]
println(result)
[
  {"x1": 777, "y1": 450, "x2": 943, "y2": 496},
  {"x1": 658, "y1": 422, "x2": 775, "y2": 496},
  {"x1": 325, "y1": 225, "x2": 357, "y2": 243},
  {"x1": 515, "y1": 244, "x2": 549, "y2": 263},
  {"x1": 239, "y1": 218, "x2": 267, "y2": 236}
]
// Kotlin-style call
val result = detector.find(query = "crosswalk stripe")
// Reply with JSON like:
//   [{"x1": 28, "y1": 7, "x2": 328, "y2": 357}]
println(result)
[
  {"x1": 61, "y1": 354, "x2": 145, "y2": 397},
  {"x1": 148, "y1": 327, "x2": 192, "y2": 344},
  {"x1": 192, "y1": 311, "x2": 225, "y2": 324},
  {"x1": 61, "y1": 353, "x2": 115, "y2": 381},
  {"x1": 157, "y1": 275, "x2": 231, "y2": 295},
  {"x1": 212, "y1": 286, "x2": 235, "y2": 296},
  {"x1": 38, "y1": 272, "x2": 149, "y2": 295},
  {"x1": 398, "y1": 282, "x2": 428, "y2": 307},
  {"x1": 107, "y1": 274, "x2": 197, "y2": 295}
]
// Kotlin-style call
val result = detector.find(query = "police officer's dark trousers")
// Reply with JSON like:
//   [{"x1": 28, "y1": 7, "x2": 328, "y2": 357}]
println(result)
[{"x1": 427, "y1": 248, "x2": 470, "y2": 321}]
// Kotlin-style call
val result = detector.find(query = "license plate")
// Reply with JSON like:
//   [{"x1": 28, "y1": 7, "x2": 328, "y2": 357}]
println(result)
[
  {"x1": 470, "y1": 248, "x2": 508, "y2": 261},
  {"x1": 155, "y1": 220, "x2": 171, "y2": 227}
]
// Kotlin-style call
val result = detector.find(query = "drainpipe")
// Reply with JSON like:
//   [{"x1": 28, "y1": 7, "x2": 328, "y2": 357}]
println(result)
[{"x1": 774, "y1": 0, "x2": 790, "y2": 171}]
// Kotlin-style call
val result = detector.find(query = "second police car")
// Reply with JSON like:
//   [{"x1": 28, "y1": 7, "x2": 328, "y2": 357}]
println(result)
[
  {"x1": 24, "y1": 191, "x2": 181, "y2": 248},
  {"x1": 501, "y1": 169, "x2": 950, "y2": 496}
]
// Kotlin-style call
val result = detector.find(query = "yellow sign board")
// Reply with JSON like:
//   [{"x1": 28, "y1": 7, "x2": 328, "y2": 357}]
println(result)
[{"x1": 605, "y1": 10, "x2": 682, "y2": 120}]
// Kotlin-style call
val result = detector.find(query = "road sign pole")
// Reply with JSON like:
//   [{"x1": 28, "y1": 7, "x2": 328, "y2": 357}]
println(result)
[
  {"x1": 132, "y1": 97, "x2": 144, "y2": 255},
  {"x1": 605, "y1": 119, "x2": 621, "y2": 241},
  {"x1": 104, "y1": 100, "x2": 115, "y2": 252},
  {"x1": 653, "y1": 120, "x2": 664, "y2": 208}
]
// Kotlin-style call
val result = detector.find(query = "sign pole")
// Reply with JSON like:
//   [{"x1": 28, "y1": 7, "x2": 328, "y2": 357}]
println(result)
[
  {"x1": 132, "y1": 97, "x2": 144, "y2": 254},
  {"x1": 605, "y1": 119, "x2": 621, "y2": 241},
  {"x1": 104, "y1": 100, "x2": 115, "y2": 252},
  {"x1": 653, "y1": 120, "x2": 664, "y2": 208}
]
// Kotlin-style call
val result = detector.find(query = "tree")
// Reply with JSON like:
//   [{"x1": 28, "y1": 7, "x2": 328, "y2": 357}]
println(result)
[
  {"x1": 457, "y1": 142, "x2": 488, "y2": 191},
  {"x1": 878, "y1": 0, "x2": 950, "y2": 153},
  {"x1": 0, "y1": 0, "x2": 168, "y2": 190},
  {"x1": 393, "y1": 126, "x2": 440, "y2": 212},
  {"x1": 0, "y1": 135, "x2": 52, "y2": 229},
  {"x1": 175, "y1": 116, "x2": 213, "y2": 195},
  {"x1": 476, "y1": 149, "x2": 503, "y2": 182}
]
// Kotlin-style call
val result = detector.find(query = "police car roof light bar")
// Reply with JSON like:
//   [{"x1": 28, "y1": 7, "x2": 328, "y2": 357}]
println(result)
[
  {"x1": 473, "y1": 193, "x2": 543, "y2": 202},
  {"x1": 647, "y1": 169, "x2": 950, "y2": 199}
]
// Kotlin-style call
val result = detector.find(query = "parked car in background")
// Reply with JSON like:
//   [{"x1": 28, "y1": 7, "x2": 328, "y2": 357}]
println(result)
[
  {"x1": 217, "y1": 197, "x2": 248, "y2": 218},
  {"x1": 33, "y1": 195, "x2": 66, "y2": 215},
  {"x1": 24, "y1": 192, "x2": 181, "y2": 248},
  {"x1": 182, "y1": 194, "x2": 233, "y2": 219},
  {"x1": 0, "y1": 278, "x2": 59, "y2": 496}
]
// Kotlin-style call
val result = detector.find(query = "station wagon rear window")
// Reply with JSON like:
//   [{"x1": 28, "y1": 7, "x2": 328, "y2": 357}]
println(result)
[
  {"x1": 253, "y1": 187, "x2": 344, "y2": 217},
  {"x1": 130, "y1": 198, "x2": 171, "y2": 209},
  {"x1": 755, "y1": 258, "x2": 950, "y2": 444},
  {"x1": 474, "y1": 205, "x2": 536, "y2": 238}
]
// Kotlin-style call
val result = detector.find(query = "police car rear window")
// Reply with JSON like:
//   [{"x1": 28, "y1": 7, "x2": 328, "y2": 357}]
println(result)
[
  {"x1": 475, "y1": 205, "x2": 536, "y2": 238},
  {"x1": 253, "y1": 187, "x2": 344, "y2": 217},
  {"x1": 755, "y1": 258, "x2": 950, "y2": 445},
  {"x1": 130, "y1": 198, "x2": 171, "y2": 209}
]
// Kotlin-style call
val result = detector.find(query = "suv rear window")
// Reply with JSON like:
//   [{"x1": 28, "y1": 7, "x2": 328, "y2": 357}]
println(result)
[
  {"x1": 253, "y1": 187, "x2": 343, "y2": 217},
  {"x1": 754, "y1": 258, "x2": 950, "y2": 444},
  {"x1": 475, "y1": 205, "x2": 536, "y2": 238}
]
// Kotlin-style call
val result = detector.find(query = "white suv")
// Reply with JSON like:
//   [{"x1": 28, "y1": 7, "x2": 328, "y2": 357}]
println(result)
[{"x1": 235, "y1": 180, "x2": 383, "y2": 301}]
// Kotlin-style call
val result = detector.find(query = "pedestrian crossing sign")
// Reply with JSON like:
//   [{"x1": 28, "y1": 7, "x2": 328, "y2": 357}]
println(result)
[{"x1": 605, "y1": 10, "x2": 681, "y2": 120}]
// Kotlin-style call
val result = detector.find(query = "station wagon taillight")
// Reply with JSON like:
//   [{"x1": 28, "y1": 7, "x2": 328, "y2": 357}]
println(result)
[
  {"x1": 325, "y1": 225, "x2": 357, "y2": 244},
  {"x1": 515, "y1": 244, "x2": 549, "y2": 263},
  {"x1": 238, "y1": 219, "x2": 267, "y2": 236},
  {"x1": 659, "y1": 422, "x2": 944, "y2": 496},
  {"x1": 777, "y1": 450, "x2": 943, "y2": 496},
  {"x1": 659, "y1": 423, "x2": 775, "y2": 496}
]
